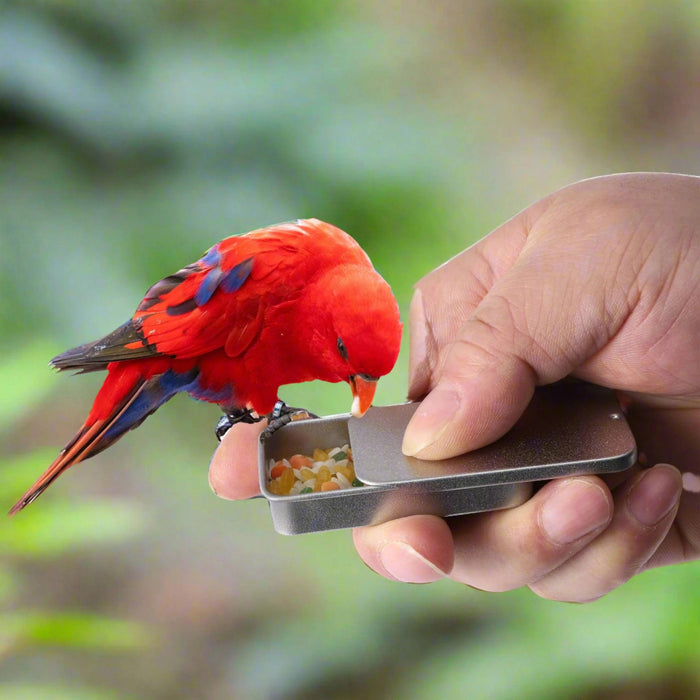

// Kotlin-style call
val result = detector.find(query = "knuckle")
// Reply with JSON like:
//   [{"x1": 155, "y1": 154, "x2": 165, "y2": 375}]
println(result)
[{"x1": 436, "y1": 307, "x2": 543, "y2": 386}]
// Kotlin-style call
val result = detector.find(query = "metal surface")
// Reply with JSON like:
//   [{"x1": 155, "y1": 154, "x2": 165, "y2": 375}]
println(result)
[
  {"x1": 349, "y1": 382, "x2": 636, "y2": 487},
  {"x1": 258, "y1": 414, "x2": 525, "y2": 534},
  {"x1": 258, "y1": 382, "x2": 636, "y2": 535}
]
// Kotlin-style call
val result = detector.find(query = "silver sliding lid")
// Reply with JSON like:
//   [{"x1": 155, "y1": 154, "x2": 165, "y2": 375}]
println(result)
[{"x1": 349, "y1": 382, "x2": 636, "y2": 488}]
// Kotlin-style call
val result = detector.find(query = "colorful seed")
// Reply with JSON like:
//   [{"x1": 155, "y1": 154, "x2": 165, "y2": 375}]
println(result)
[
  {"x1": 270, "y1": 463, "x2": 286, "y2": 479},
  {"x1": 278, "y1": 467, "x2": 295, "y2": 495},
  {"x1": 267, "y1": 443, "x2": 362, "y2": 496},
  {"x1": 312, "y1": 448, "x2": 329, "y2": 462},
  {"x1": 290, "y1": 454, "x2": 313, "y2": 470},
  {"x1": 316, "y1": 465, "x2": 331, "y2": 484}
]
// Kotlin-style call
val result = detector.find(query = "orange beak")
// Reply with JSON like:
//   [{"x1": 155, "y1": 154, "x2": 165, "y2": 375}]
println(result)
[{"x1": 350, "y1": 374, "x2": 378, "y2": 417}]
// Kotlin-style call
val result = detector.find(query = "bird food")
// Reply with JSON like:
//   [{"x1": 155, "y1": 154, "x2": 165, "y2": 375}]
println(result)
[{"x1": 266, "y1": 445, "x2": 363, "y2": 496}]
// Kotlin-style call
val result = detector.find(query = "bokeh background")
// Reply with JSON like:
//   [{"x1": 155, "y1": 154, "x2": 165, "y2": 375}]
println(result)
[{"x1": 2, "y1": 2, "x2": 700, "y2": 698}]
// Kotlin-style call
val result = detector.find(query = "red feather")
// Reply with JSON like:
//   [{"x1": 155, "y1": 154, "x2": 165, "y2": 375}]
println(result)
[{"x1": 10, "y1": 219, "x2": 402, "y2": 514}]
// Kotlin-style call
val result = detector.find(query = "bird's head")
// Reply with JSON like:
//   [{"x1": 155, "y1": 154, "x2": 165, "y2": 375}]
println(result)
[{"x1": 298, "y1": 264, "x2": 402, "y2": 417}]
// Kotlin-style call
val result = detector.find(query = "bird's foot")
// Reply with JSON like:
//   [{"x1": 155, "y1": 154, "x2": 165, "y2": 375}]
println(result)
[
  {"x1": 215, "y1": 407, "x2": 264, "y2": 441},
  {"x1": 260, "y1": 400, "x2": 318, "y2": 441}
]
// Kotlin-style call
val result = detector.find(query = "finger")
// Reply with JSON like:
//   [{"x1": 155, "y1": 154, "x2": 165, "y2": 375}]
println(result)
[
  {"x1": 402, "y1": 336, "x2": 540, "y2": 460},
  {"x1": 407, "y1": 210, "x2": 533, "y2": 400},
  {"x1": 627, "y1": 403, "x2": 700, "y2": 565},
  {"x1": 448, "y1": 476, "x2": 613, "y2": 591},
  {"x1": 528, "y1": 464, "x2": 683, "y2": 602},
  {"x1": 402, "y1": 215, "x2": 554, "y2": 459},
  {"x1": 645, "y1": 487, "x2": 700, "y2": 569},
  {"x1": 353, "y1": 515, "x2": 454, "y2": 583},
  {"x1": 208, "y1": 419, "x2": 266, "y2": 500},
  {"x1": 403, "y1": 187, "x2": 639, "y2": 460},
  {"x1": 353, "y1": 476, "x2": 613, "y2": 589}
]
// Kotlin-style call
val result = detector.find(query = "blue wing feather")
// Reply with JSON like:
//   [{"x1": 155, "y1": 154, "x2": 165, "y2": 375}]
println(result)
[
  {"x1": 221, "y1": 257, "x2": 254, "y2": 293},
  {"x1": 103, "y1": 368, "x2": 199, "y2": 441},
  {"x1": 194, "y1": 255, "x2": 254, "y2": 305}
]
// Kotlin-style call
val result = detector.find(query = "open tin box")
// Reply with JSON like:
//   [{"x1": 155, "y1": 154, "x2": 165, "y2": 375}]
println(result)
[{"x1": 258, "y1": 382, "x2": 637, "y2": 535}]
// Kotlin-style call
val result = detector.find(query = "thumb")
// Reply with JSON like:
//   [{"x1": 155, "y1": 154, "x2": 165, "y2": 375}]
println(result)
[
  {"x1": 402, "y1": 193, "x2": 628, "y2": 460},
  {"x1": 401, "y1": 290, "x2": 545, "y2": 459}
]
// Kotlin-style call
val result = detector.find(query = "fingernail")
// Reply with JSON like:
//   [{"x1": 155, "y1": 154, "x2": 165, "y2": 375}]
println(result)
[
  {"x1": 682, "y1": 471, "x2": 700, "y2": 493},
  {"x1": 379, "y1": 542, "x2": 447, "y2": 583},
  {"x1": 540, "y1": 479, "x2": 611, "y2": 545},
  {"x1": 402, "y1": 385, "x2": 460, "y2": 456},
  {"x1": 627, "y1": 464, "x2": 681, "y2": 526}
]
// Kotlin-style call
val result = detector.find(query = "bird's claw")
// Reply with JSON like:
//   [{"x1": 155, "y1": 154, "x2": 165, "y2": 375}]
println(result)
[
  {"x1": 215, "y1": 402, "x2": 317, "y2": 441},
  {"x1": 260, "y1": 401, "x2": 318, "y2": 441},
  {"x1": 215, "y1": 408, "x2": 264, "y2": 441}
]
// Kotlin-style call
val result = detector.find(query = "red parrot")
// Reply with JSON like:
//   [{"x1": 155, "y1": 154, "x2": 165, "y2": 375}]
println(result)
[{"x1": 10, "y1": 219, "x2": 402, "y2": 515}]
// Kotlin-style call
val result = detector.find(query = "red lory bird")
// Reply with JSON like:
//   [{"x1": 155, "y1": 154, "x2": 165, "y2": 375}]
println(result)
[{"x1": 10, "y1": 219, "x2": 402, "y2": 514}]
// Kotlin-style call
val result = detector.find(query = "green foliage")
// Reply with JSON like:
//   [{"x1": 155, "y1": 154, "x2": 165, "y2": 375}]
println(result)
[
  {"x1": 0, "y1": 684, "x2": 130, "y2": 700},
  {"x1": 0, "y1": 611, "x2": 151, "y2": 653},
  {"x1": 1, "y1": 498, "x2": 146, "y2": 559},
  {"x1": 0, "y1": 344, "x2": 148, "y2": 692},
  {"x1": 0, "y1": 342, "x2": 61, "y2": 431}
]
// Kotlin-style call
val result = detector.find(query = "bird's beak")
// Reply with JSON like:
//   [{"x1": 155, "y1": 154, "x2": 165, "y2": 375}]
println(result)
[{"x1": 349, "y1": 374, "x2": 378, "y2": 417}]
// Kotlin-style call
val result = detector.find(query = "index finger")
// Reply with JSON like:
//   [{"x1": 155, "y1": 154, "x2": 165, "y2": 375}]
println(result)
[
  {"x1": 408, "y1": 208, "x2": 533, "y2": 399},
  {"x1": 208, "y1": 419, "x2": 266, "y2": 500}
]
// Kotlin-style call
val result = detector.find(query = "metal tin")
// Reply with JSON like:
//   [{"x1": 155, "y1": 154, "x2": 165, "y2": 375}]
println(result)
[{"x1": 258, "y1": 382, "x2": 637, "y2": 535}]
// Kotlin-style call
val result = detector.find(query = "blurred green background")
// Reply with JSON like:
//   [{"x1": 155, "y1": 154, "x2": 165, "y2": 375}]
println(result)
[{"x1": 2, "y1": 1, "x2": 700, "y2": 698}]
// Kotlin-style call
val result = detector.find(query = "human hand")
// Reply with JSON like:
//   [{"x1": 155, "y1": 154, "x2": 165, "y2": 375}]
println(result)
[
  {"x1": 354, "y1": 172, "x2": 700, "y2": 600},
  {"x1": 209, "y1": 173, "x2": 700, "y2": 602}
]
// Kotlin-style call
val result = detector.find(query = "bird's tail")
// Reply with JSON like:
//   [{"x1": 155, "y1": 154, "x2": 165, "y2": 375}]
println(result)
[{"x1": 9, "y1": 362, "x2": 198, "y2": 515}]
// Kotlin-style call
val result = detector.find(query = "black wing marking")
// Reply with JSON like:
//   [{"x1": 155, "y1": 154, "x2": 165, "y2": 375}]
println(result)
[{"x1": 50, "y1": 320, "x2": 159, "y2": 373}]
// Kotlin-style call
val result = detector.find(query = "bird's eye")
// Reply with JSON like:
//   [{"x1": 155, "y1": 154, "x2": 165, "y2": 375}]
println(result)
[{"x1": 337, "y1": 337, "x2": 349, "y2": 361}]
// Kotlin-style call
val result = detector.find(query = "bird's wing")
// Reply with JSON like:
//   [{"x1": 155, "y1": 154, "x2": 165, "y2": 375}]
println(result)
[
  {"x1": 50, "y1": 221, "x2": 342, "y2": 373},
  {"x1": 131, "y1": 244, "x2": 260, "y2": 359},
  {"x1": 51, "y1": 219, "x2": 371, "y2": 372}
]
